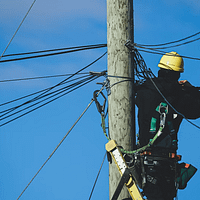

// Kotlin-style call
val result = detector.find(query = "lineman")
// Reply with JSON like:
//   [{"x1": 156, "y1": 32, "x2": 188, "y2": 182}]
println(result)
[{"x1": 136, "y1": 52, "x2": 200, "y2": 200}]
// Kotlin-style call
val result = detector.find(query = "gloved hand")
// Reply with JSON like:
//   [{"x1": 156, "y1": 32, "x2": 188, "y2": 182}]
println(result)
[{"x1": 179, "y1": 80, "x2": 192, "y2": 87}]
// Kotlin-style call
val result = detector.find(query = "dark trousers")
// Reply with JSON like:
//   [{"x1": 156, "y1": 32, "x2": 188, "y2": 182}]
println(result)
[{"x1": 143, "y1": 160, "x2": 177, "y2": 200}]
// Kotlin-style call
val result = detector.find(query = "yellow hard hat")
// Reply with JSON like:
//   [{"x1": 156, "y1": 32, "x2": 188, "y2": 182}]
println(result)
[{"x1": 158, "y1": 51, "x2": 184, "y2": 72}]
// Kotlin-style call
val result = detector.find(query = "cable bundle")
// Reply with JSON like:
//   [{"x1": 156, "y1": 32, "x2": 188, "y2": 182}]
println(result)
[
  {"x1": 135, "y1": 31, "x2": 200, "y2": 61},
  {"x1": 0, "y1": 44, "x2": 107, "y2": 63},
  {"x1": 0, "y1": 52, "x2": 107, "y2": 127}
]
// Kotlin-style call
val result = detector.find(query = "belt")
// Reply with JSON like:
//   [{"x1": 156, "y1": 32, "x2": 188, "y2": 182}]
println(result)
[{"x1": 140, "y1": 151, "x2": 182, "y2": 161}]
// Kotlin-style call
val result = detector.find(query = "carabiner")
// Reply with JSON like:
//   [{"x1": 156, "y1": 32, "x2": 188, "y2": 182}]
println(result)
[{"x1": 93, "y1": 90, "x2": 107, "y2": 114}]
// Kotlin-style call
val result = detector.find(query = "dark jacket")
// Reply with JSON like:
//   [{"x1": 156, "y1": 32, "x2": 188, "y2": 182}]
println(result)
[{"x1": 136, "y1": 76, "x2": 200, "y2": 150}]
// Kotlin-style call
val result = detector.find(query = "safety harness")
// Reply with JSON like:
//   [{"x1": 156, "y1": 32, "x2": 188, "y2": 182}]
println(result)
[
  {"x1": 94, "y1": 90, "x2": 197, "y2": 200},
  {"x1": 149, "y1": 102, "x2": 177, "y2": 149}
]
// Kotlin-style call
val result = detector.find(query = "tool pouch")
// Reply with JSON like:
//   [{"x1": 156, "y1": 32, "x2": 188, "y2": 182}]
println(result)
[{"x1": 177, "y1": 162, "x2": 197, "y2": 189}]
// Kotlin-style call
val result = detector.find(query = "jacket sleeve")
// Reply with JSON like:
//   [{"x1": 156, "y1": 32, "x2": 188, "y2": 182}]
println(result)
[{"x1": 177, "y1": 86, "x2": 200, "y2": 119}]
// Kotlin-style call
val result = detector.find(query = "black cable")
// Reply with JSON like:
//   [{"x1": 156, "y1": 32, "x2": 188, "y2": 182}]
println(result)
[
  {"x1": 16, "y1": 87, "x2": 105, "y2": 200},
  {"x1": 136, "y1": 47, "x2": 200, "y2": 61},
  {"x1": 0, "y1": 0, "x2": 37, "y2": 60},
  {"x1": 88, "y1": 152, "x2": 107, "y2": 200},
  {"x1": 0, "y1": 75, "x2": 92, "y2": 116},
  {"x1": 0, "y1": 75, "x2": 95, "y2": 119},
  {"x1": 0, "y1": 52, "x2": 106, "y2": 109},
  {"x1": 0, "y1": 44, "x2": 107, "y2": 63},
  {"x1": 29, "y1": 51, "x2": 107, "y2": 107},
  {"x1": 137, "y1": 37, "x2": 200, "y2": 50},
  {"x1": 0, "y1": 52, "x2": 107, "y2": 123},
  {"x1": 137, "y1": 31, "x2": 200, "y2": 47},
  {"x1": 0, "y1": 74, "x2": 91, "y2": 108},
  {"x1": 110, "y1": 80, "x2": 132, "y2": 88},
  {"x1": 0, "y1": 76, "x2": 98, "y2": 127},
  {"x1": 3, "y1": 44, "x2": 107, "y2": 58},
  {"x1": 0, "y1": 72, "x2": 88, "y2": 83}
]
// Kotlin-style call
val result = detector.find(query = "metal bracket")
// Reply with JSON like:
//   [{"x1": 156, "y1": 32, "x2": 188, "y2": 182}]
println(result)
[
  {"x1": 89, "y1": 70, "x2": 107, "y2": 77},
  {"x1": 111, "y1": 168, "x2": 132, "y2": 200},
  {"x1": 125, "y1": 40, "x2": 135, "y2": 52},
  {"x1": 97, "y1": 78, "x2": 111, "y2": 96},
  {"x1": 104, "y1": 78, "x2": 111, "y2": 95}
]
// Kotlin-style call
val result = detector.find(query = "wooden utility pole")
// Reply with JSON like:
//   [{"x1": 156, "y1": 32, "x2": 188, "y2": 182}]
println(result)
[{"x1": 107, "y1": 0, "x2": 135, "y2": 199}]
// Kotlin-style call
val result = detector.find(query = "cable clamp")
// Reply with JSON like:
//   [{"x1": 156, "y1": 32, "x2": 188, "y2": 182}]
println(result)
[
  {"x1": 97, "y1": 78, "x2": 111, "y2": 96},
  {"x1": 104, "y1": 79, "x2": 111, "y2": 96},
  {"x1": 125, "y1": 40, "x2": 136, "y2": 52},
  {"x1": 89, "y1": 70, "x2": 107, "y2": 77}
]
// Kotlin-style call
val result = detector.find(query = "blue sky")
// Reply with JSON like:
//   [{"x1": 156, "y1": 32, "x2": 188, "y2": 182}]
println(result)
[{"x1": 0, "y1": 0, "x2": 200, "y2": 200}]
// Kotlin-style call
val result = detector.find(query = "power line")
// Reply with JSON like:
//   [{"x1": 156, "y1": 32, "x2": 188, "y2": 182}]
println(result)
[
  {"x1": 0, "y1": 75, "x2": 91, "y2": 108},
  {"x1": 24, "y1": 51, "x2": 106, "y2": 111},
  {"x1": 136, "y1": 46, "x2": 200, "y2": 61},
  {"x1": 0, "y1": 76, "x2": 98, "y2": 127},
  {"x1": 88, "y1": 152, "x2": 106, "y2": 200},
  {"x1": 3, "y1": 44, "x2": 107, "y2": 58},
  {"x1": 137, "y1": 31, "x2": 200, "y2": 47},
  {"x1": 137, "y1": 37, "x2": 200, "y2": 50},
  {"x1": 0, "y1": 52, "x2": 107, "y2": 126},
  {"x1": 0, "y1": 0, "x2": 36, "y2": 60},
  {"x1": 0, "y1": 51, "x2": 106, "y2": 108},
  {"x1": 0, "y1": 44, "x2": 107, "y2": 63},
  {"x1": 16, "y1": 86, "x2": 105, "y2": 200},
  {"x1": 0, "y1": 72, "x2": 89, "y2": 83},
  {"x1": 0, "y1": 75, "x2": 93, "y2": 117}
]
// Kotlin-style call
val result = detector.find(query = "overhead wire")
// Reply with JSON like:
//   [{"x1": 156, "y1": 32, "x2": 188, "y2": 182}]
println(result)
[
  {"x1": 2, "y1": 44, "x2": 107, "y2": 58},
  {"x1": 0, "y1": 44, "x2": 107, "y2": 63},
  {"x1": 0, "y1": 52, "x2": 107, "y2": 127},
  {"x1": 0, "y1": 75, "x2": 94, "y2": 118},
  {"x1": 0, "y1": 74, "x2": 91, "y2": 108},
  {"x1": 0, "y1": 72, "x2": 89, "y2": 83},
  {"x1": 134, "y1": 30, "x2": 200, "y2": 61},
  {"x1": 0, "y1": 0, "x2": 36, "y2": 60},
  {"x1": 137, "y1": 37, "x2": 200, "y2": 50},
  {"x1": 16, "y1": 85, "x2": 106, "y2": 200},
  {"x1": 0, "y1": 76, "x2": 98, "y2": 128},
  {"x1": 33, "y1": 51, "x2": 107, "y2": 105},
  {"x1": 0, "y1": 51, "x2": 106, "y2": 108},
  {"x1": 88, "y1": 152, "x2": 107, "y2": 200},
  {"x1": 136, "y1": 46, "x2": 200, "y2": 61},
  {"x1": 137, "y1": 31, "x2": 200, "y2": 47}
]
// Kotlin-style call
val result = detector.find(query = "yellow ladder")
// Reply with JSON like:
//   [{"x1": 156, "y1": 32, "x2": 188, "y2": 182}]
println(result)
[{"x1": 106, "y1": 140, "x2": 144, "y2": 200}]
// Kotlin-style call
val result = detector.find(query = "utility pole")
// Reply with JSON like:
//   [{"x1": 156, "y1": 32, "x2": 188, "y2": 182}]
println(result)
[{"x1": 107, "y1": 0, "x2": 135, "y2": 200}]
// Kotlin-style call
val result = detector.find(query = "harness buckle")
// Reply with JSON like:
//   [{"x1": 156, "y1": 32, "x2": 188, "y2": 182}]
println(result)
[{"x1": 157, "y1": 102, "x2": 168, "y2": 114}]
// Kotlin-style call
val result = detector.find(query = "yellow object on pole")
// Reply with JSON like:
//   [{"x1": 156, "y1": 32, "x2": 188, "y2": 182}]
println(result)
[{"x1": 106, "y1": 140, "x2": 144, "y2": 200}]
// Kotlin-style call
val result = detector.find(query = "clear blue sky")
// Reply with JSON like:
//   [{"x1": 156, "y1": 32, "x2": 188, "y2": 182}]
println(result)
[{"x1": 0, "y1": 0, "x2": 200, "y2": 199}]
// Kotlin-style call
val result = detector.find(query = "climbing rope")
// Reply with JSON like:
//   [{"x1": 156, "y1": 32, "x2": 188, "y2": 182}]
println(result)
[{"x1": 101, "y1": 114, "x2": 110, "y2": 141}]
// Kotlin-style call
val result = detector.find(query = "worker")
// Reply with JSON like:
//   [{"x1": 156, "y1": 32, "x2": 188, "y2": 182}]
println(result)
[{"x1": 135, "y1": 52, "x2": 200, "y2": 200}]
